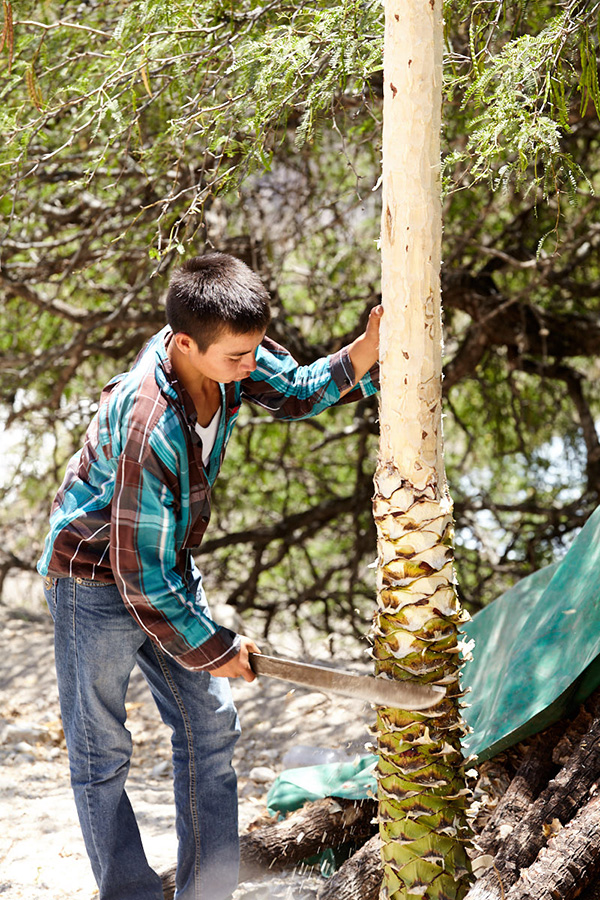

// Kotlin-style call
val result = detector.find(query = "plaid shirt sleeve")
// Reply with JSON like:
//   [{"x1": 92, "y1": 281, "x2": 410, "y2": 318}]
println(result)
[
  {"x1": 109, "y1": 419, "x2": 240, "y2": 672},
  {"x1": 241, "y1": 336, "x2": 379, "y2": 419}
]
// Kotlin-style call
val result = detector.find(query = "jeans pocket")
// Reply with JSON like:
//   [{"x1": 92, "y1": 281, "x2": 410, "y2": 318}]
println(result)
[
  {"x1": 74, "y1": 577, "x2": 109, "y2": 588},
  {"x1": 42, "y1": 576, "x2": 57, "y2": 620}
]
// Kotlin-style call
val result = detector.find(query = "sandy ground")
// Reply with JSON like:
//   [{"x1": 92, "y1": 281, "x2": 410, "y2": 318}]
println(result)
[{"x1": 0, "y1": 578, "x2": 374, "y2": 900}]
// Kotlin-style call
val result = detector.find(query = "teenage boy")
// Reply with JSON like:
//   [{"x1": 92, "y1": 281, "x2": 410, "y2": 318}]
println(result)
[{"x1": 38, "y1": 252, "x2": 381, "y2": 900}]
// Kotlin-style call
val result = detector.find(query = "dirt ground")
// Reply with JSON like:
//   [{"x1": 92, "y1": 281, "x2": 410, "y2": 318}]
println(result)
[{"x1": 0, "y1": 575, "x2": 374, "y2": 900}]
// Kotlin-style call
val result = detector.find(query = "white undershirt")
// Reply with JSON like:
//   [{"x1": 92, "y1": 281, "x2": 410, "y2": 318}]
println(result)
[{"x1": 194, "y1": 408, "x2": 221, "y2": 467}]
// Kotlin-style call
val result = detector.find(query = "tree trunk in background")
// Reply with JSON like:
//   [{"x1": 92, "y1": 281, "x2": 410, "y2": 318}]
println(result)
[{"x1": 372, "y1": 2, "x2": 473, "y2": 898}]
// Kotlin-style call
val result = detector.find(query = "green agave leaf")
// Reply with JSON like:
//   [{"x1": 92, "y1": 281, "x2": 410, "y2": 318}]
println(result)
[
  {"x1": 381, "y1": 841, "x2": 435, "y2": 869},
  {"x1": 376, "y1": 721, "x2": 448, "y2": 746},
  {"x1": 441, "y1": 841, "x2": 472, "y2": 877},
  {"x1": 379, "y1": 585, "x2": 459, "y2": 616},
  {"x1": 376, "y1": 643, "x2": 457, "y2": 664},
  {"x1": 382, "y1": 863, "x2": 404, "y2": 896},
  {"x1": 423, "y1": 871, "x2": 471, "y2": 900},
  {"x1": 376, "y1": 719, "x2": 448, "y2": 746},
  {"x1": 394, "y1": 759, "x2": 457, "y2": 782},
  {"x1": 383, "y1": 558, "x2": 438, "y2": 581},
  {"x1": 380, "y1": 802, "x2": 460, "y2": 834},
  {"x1": 379, "y1": 743, "x2": 438, "y2": 769},
  {"x1": 377, "y1": 761, "x2": 448, "y2": 792},
  {"x1": 428, "y1": 741, "x2": 463, "y2": 762},
  {"x1": 382, "y1": 830, "x2": 457, "y2": 863},
  {"x1": 389, "y1": 855, "x2": 446, "y2": 891},
  {"x1": 377, "y1": 759, "x2": 468, "y2": 798},
  {"x1": 376, "y1": 707, "x2": 433, "y2": 729},
  {"x1": 386, "y1": 870, "x2": 469, "y2": 900},
  {"x1": 378, "y1": 789, "x2": 454, "y2": 817},
  {"x1": 381, "y1": 817, "x2": 432, "y2": 842},
  {"x1": 376, "y1": 660, "x2": 451, "y2": 681},
  {"x1": 378, "y1": 606, "x2": 449, "y2": 631},
  {"x1": 378, "y1": 784, "x2": 422, "y2": 803}
]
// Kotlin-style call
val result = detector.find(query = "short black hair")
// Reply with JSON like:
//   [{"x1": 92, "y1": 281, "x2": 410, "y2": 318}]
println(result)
[{"x1": 165, "y1": 253, "x2": 271, "y2": 351}]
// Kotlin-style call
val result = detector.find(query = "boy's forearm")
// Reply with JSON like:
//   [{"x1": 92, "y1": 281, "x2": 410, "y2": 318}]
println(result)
[
  {"x1": 346, "y1": 334, "x2": 379, "y2": 386},
  {"x1": 345, "y1": 305, "x2": 383, "y2": 390}
]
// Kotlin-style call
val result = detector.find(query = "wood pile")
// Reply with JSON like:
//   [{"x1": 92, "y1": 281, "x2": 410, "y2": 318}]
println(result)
[{"x1": 160, "y1": 686, "x2": 600, "y2": 900}]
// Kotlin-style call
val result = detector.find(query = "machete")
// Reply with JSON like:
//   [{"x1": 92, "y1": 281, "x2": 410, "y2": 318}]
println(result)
[{"x1": 249, "y1": 652, "x2": 445, "y2": 710}]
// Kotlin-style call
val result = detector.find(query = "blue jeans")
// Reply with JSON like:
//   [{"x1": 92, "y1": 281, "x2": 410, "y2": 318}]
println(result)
[{"x1": 43, "y1": 569, "x2": 241, "y2": 900}]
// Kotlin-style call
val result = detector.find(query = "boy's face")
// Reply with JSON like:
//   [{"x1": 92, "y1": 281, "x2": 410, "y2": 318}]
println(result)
[{"x1": 179, "y1": 328, "x2": 266, "y2": 383}]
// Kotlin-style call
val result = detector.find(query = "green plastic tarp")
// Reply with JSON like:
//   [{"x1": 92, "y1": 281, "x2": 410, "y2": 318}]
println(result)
[
  {"x1": 266, "y1": 755, "x2": 377, "y2": 815},
  {"x1": 268, "y1": 505, "x2": 600, "y2": 814}
]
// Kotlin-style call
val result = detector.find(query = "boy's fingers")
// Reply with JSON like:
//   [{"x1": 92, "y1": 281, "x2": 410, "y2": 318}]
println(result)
[
  {"x1": 368, "y1": 306, "x2": 384, "y2": 329},
  {"x1": 239, "y1": 637, "x2": 261, "y2": 682}
]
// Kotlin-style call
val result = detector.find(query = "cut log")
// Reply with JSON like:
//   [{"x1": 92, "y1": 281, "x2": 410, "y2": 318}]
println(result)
[
  {"x1": 316, "y1": 833, "x2": 382, "y2": 900},
  {"x1": 501, "y1": 793, "x2": 600, "y2": 900},
  {"x1": 238, "y1": 796, "x2": 376, "y2": 879},
  {"x1": 465, "y1": 710, "x2": 600, "y2": 900},
  {"x1": 159, "y1": 797, "x2": 377, "y2": 899},
  {"x1": 474, "y1": 722, "x2": 563, "y2": 855},
  {"x1": 579, "y1": 872, "x2": 600, "y2": 900}
]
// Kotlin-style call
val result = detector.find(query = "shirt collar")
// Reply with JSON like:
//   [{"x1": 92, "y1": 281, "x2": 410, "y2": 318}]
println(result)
[{"x1": 153, "y1": 326, "x2": 198, "y2": 425}]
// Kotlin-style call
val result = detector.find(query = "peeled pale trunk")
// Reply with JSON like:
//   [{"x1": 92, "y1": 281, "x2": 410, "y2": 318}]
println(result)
[{"x1": 372, "y1": 1, "x2": 473, "y2": 898}]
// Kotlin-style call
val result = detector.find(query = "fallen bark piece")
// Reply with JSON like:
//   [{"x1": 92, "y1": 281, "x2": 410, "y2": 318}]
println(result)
[
  {"x1": 501, "y1": 793, "x2": 600, "y2": 900},
  {"x1": 317, "y1": 833, "x2": 382, "y2": 900},
  {"x1": 465, "y1": 712, "x2": 600, "y2": 900},
  {"x1": 160, "y1": 797, "x2": 377, "y2": 899}
]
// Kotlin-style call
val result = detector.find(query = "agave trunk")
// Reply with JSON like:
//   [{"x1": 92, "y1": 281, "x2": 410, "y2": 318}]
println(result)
[
  {"x1": 372, "y1": 478, "x2": 472, "y2": 900},
  {"x1": 373, "y1": 1, "x2": 473, "y2": 898}
]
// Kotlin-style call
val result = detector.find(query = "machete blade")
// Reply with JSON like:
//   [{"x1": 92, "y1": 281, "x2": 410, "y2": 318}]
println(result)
[{"x1": 248, "y1": 653, "x2": 445, "y2": 710}]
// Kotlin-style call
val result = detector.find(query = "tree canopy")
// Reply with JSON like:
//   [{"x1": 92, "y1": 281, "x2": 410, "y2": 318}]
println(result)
[{"x1": 1, "y1": 0, "x2": 599, "y2": 644}]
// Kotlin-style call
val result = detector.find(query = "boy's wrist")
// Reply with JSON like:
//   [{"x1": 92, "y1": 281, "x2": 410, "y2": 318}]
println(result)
[{"x1": 345, "y1": 306, "x2": 382, "y2": 388}]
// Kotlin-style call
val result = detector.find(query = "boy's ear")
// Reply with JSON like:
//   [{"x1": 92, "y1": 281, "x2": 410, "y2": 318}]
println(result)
[{"x1": 173, "y1": 332, "x2": 197, "y2": 355}]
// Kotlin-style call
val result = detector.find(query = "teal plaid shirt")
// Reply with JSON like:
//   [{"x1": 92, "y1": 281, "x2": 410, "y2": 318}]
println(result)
[{"x1": 38, "y1": 326, "x2": 379, "y2": 670}]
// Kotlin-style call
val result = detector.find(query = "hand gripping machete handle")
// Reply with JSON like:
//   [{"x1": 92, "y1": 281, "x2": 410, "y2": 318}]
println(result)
[{"x1": 248, "y1": 653, "x2": 445, "y2": 711}]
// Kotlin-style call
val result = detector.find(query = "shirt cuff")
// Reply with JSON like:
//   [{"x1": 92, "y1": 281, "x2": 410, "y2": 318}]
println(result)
[
  {"x1": 364, "y1": 361, "x2": 380, "y2": 392},
  {"x1": 176, "y1": 627, "x2": 241, "y2": 671},
  {"x1": 329, "y1": 347, "x2": 356, "y2": 394}
]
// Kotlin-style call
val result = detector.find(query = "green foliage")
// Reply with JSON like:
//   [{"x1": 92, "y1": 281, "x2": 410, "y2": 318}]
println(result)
[
  {"x1": 0, "y1": 0, "x2": 385, "y2": 255},
  {"x1": 3, "y1": 1, "x2": 598, "y2": 252},
  {"x1": 444, "y1": 0, "x2": 600, "y2": 196}
]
